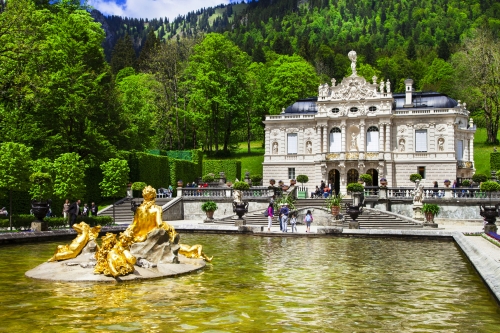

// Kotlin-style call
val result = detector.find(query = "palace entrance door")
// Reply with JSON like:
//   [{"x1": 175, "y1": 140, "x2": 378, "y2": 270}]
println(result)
[
  {"x1": 347, "y1": 169, "x2": 359, "y2": 184},
  {"x1": 328, "y1": 169, "x2": 340, "y2": 195}
]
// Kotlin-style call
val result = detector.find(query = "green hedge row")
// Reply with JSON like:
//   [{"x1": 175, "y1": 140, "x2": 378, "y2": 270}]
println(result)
[
  {"x1": 203, "y1": 160, "x2": 241, "y2": 182},
  {"x1": 0, "y1": 215, "x2": 113, "y2": 230},
  {"x1": 137, "y1": 152, "x2": 170, "y2": 189},
  {"x1": 491, "y1": 152, "x2": 500, "y2": 172},
  {"x1": 170, "y1": 159, "x2": 199, "y2": 185}
]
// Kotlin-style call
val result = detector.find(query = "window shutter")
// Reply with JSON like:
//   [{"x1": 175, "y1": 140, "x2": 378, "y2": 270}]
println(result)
[
  {"x1": 287, "y1": 133, "x2": 298, "y2": 154},
  {"x1": 456, "y1": 140, "x2": 463, "y2": 160},
  {"x1": 329, "y1": 132, "x2": 341, "y2": 152},
  {"x1": 366, "y1": 131, "x2": 379, "y2": 152},
  {"x1": 415, "y1": 130, "x2": 427, "y2": 152}
]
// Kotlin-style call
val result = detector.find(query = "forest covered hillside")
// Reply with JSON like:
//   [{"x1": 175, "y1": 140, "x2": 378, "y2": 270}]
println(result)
[{"x1": 98, "y1": 0, "x2": 499, "y2": 89}]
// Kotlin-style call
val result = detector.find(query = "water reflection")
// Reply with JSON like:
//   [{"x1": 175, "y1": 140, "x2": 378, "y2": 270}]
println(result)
[{"x1": 0, "y1": 235, "x2": 499, "y2": 332}]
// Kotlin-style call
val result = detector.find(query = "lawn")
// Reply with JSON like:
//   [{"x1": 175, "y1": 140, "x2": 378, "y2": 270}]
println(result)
[
  {"x1": 204, "y1": 141, "x2": 264, "y2": 180},
  {"x1": 473, "y1": 128, "x2": 499, "y2": 176}
]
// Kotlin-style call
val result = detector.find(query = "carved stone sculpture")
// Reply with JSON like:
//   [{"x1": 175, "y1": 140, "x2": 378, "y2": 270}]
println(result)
[
  {"x1": 306, "y1": 141, "x2": 312, "y2": 154},
  {"x1": 272, "y1": 142, "x2": 278, "y2": 154},
  {"x1": 348, "y1": 50, "x2": 357, "y2": 76},
  {"x1": 350, "y1": 132, "x2": 358, "y2": 151},
  {"x1": 438, "y1": 138, "x2": 444, "y2": 151},
  {"x1": 399, "y1": 139, "x2": 405, "y2": 152}
]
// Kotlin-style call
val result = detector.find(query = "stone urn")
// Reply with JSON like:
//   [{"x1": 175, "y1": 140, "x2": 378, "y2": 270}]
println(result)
[
  {"x1": 444, "y1": 180, "x2": 451, "y2": 188},
  {"x1": 380, "y1": 179, "x2": 388, "y2": 186},
  {"x1": 480, "y1": 204, "x2": 499, "y2": 233},
  {"x1": 177, "y1": 180, "x2": 184, "y2": 187},
  {"x1": 233, "y1": 201, "x2": 248, "y2": 221},
  {"x1": 346, "y1": 203, "x2": 363, "y2": 229},
  {"x1": 31, "y1": 200, "x2": 51, "y2": 222},
  {"x1": 205, "y1": 211, "x2": 214, "y2": 220}
]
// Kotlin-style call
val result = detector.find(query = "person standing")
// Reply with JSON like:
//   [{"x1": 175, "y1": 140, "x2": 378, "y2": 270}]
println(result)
[
  {"x1": 90, "y1": 202, "x2": 98, "y2": 216},
  {"x1": 290, "y1": 212, "x2": 297, "y2": 233},
  {"x1": 68, "y1": 199, "x2": 81, "y2": 226},
  {"x1": 62, "y1": 199, "x2": 70, "y2": 222},
  {"x1": 304, "y1": 210, "x2": 313, "y2": 233},
  {"x1": 82, "y1": 203, "x2": 89, "y2": 216},
  {"x1": 267, "y1": 202, "x2": 274, "y2": 232},
  {"x1": 279, "y1": 203, "x2": 290, "y2": 232}
]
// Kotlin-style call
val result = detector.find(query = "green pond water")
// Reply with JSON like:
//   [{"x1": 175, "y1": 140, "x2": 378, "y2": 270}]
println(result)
[{"x1": 0, "y1": 235, "x2": 499, "y2": 332}]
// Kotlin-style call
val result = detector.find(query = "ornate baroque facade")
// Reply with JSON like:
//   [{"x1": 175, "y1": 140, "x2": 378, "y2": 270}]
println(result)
[{"x1": 263, "y1": 51, "x2": 476, "y2": 194}]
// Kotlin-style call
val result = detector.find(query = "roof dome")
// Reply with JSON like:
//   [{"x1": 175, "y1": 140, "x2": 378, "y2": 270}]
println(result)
[
  {"x1": 393, "y1": 92, "x2": 458, "y2": 109},
  {"x1": 283, "y1": 97, "x2": 318, "y2": 113}
]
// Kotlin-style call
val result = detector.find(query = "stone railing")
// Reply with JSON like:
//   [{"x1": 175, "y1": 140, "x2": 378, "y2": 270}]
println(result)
[
  {"x1": 179, "y1": 187, "x2": 273, "y2": 199},
  {"x1": 385, "y1": 187, "x2": 498, "y2": 200}
]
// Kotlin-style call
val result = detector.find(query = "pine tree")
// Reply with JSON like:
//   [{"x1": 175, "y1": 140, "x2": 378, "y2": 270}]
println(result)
[
  {"x1": 406, "y1": 38, "x2": 417, "y2": 60},
  {"x1": 252, "y1": 44, "x2": 266, "y2": 63},
  {"x1": 437, "y1": 39, "x2": 450, "y2": 60},
  {"x1": 110, "y1": 34, "x2": 137, "y2": 74},
  {"x1": 137, "y1": 29, "x2": 160, "y2": 71}
]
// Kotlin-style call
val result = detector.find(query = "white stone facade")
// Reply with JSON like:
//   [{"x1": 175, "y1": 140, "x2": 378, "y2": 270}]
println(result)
[{"x1": 263, "y1": 51, "x2": 475, "y2": 193}]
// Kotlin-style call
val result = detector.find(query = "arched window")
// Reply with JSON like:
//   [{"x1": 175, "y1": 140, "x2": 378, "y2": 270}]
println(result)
[
  {"x1": 366, "y1": 126, "x2": 379, "y2": 152},
  {"x1": 369, "y1": 106, "x2": 377, "y2": 112},
  {"x1": 350, "y1": 107, "x2": 358, "y2": 113},
  {"x1": 331, "y1": 107, "x2": 340, "y2": 114},
  {"x1": 329, "y1": 127, "x2": 342, "y2": 152}
]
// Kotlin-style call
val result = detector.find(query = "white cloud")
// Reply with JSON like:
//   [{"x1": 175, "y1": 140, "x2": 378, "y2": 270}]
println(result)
[{"x1": 88, "y1": 0, "x2": 233, "y2": 20}]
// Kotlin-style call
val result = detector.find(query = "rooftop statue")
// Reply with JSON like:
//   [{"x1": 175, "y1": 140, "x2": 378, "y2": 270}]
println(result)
[{"x1": 348, "y1": 50, "x2": 357, "y2": 76}]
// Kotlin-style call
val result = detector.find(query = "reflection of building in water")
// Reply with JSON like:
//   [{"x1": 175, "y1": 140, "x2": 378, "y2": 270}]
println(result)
[{"x1": 263, "y1": 51, "x2": 475, "y2": 194}]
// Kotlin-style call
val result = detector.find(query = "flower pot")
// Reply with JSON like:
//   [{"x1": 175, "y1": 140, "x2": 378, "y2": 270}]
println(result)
[
  {"x1": 331, "y1": 206, "x2": 340, "y2": 217},
  {"x1": 425, "y1": 212, "x2": 435, "y2": 223},
  {"x1": 31, "y1": 200, "x2": 50, "y2": 222},
  {"x1": 205, "y1": 211, "x2": 214, "y2": 219},
  {"x1": 177, "y1": 180, "x2": 184, "y2": 187},
  {"x1": 358, "y1": 180, "x2": 364, "y2": 184},
  {"x1": 444, "y1": 181, "x2": 451, "y2": 188}
]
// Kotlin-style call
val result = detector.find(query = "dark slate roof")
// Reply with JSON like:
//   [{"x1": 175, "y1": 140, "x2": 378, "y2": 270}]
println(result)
[
  {"x1": 283, "y1": 97, "x2": 318, "y2": 113},
  {"x1": 282, "y1": 92, "x2": 457, "y2": 113},
  {"x1": 393, "y1": 92, "x2": 458, "y2": 109}
]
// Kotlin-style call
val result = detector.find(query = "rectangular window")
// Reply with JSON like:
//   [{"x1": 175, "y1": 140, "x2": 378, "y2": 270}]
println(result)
[
  {"x1": 329, "y1": 132, "x2": 341, "y2": 152},
  {"x1": 418, "y1": 166, "x2": 426, "y2": 179},
  {"x1": 288, "y1": 168, "x2": 295, "y2": 180},
  {"x1": 287, "y1": 133, "x2": 298, "y2": 154},
  {"x1": 456, "y1": 140, "x2": 463, "y2": 160},
  {"x1": 415, "y1": 129, "x2": 427, "y2": 152},
  {"x1": 366, "y1": 131, "x2": 379, "y2": 152}
]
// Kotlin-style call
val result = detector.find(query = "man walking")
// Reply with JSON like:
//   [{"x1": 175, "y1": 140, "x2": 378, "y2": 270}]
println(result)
[{"x1": 68, "y1": 199, "x2": 81, "y2": 226}]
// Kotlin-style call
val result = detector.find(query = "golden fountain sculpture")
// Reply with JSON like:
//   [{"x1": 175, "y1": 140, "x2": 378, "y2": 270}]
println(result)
[{"x1": 47, "y1": 185, "x2": 212, "y2": 278}]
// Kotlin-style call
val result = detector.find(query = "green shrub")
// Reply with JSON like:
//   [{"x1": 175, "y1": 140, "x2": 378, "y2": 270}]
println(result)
[
  {"x1": 131, "y1": 182, "x2": 147, "y2": 191},
  {"x1": 359, "y1": 173, "x2": 372, "y2": 184},
  {"x1": 201, "y1": 201, "x2": 218, "y2": 212},
  {"x1": 203, "y1": 160, "x2": 241, "y2": 182},
  {"x1": 409, "y1": 174, "x2": 422, "y2": 183},
  {"x1": 251, "y1": 174, "x2": 263, "y2": 184},
  {"x1": 202, "y1": 173, "x2": 215, "y2": 183},
  {"x1": 325, "y1": 193, "x2": 345, "y2": 208},
  {"x1": 422, "y1": 203, "x2": 440, "y2": 216},
  {"x1": 233, "y1": 181, "x2": 250, "y2": 190},
  {"x1": 491, "y1": 152, "x2": 500, "y2": 171},
  {"x1": 480, "y1": 181, "x2": 500, "y2": 192},
  {"x1": 170, "y1": 158, "x2": 198, "y2": 188},
  {"x1": 296, "y1": 175, "x2": 309, "y2": 185},
  {"x1": 462, "y1": 179, "x2": 471, "y2": 187},
  {"x1": 472, "y1": 173, "x2": 489, "y2": 183},
  {"x1": 346, "y1": 183, "x2": 364, "y2": 192}
]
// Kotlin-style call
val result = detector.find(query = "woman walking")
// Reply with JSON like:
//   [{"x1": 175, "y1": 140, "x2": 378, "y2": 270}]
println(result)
[
  {"x1": 304, "y1": 210, "x2": 313, "y2": 233},
  {"x1": 267, "y1": 202, "x2": 274, "y2": 232}
]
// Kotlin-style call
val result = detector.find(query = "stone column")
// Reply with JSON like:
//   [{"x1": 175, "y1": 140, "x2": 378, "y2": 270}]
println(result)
[
  {"x1": 379, "y1": 123, "x2": 385, "y2": 152},
  {"x1": 385, "y1": 123, "x2": 391, "y2": 152},
  {"x1": 264, "y1": 129, "x2": 270, "y2": 155},
  {"x1": 359, "y1": 121, "x2": 365, "y2": 153},
  {"x1": 323, "y1": 125, "x2": 328, "y2": 153},
  {"x1": 341, "y1": 124, "x2": 346, "y2": 153},
  {"x1": 469, "y1": 138, "x2": 474, "y2": 163}
]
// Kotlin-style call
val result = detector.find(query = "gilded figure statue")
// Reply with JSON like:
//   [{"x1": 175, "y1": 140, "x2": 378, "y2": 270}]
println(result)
[
  {"x1": 48, "y1": 222, "x2": 101, "y2": 262},
  {"x1": 179, "y1": 244, "x2": 213, "y2": 262}
]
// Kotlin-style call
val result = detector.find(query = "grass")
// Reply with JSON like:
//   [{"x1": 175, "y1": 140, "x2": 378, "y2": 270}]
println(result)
[
  {"x1": 473, "y1": 128, "x2": 500, "y2": 176},
  {"x1": 204, "y1": 141, "x2": 264, "y2": 180}
]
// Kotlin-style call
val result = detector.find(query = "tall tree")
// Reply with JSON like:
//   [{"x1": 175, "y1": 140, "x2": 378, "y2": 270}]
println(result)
[
  {"x1": 0, "y1": 143, "x2": 32, "y2": 230},
  {"x1": 137, "y1": 29, "x2": 160, "y2": 71},
  {"x1": 406, "y1": 38, "x2": 417, "y2": 60},
  {"x1": 185, "y1": 33, "x2": 250, "y2": 153},
  {"x1": 452, "y1": 29, "x2": 500, "y2": 143},
  {"x1": 52, "y1": 152, "x2": 87, "y2": 201},
  {"x1": 110, "y1": 34, "x2": 137, "y2": 74},
  {"x1": 100, "y1": 158, "x2": 129, "y2": 223}
]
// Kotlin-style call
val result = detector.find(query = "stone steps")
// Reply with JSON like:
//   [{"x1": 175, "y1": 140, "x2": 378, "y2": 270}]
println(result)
[{"x1": 98, "y1": 198, "x2": 173, "y2": 224}]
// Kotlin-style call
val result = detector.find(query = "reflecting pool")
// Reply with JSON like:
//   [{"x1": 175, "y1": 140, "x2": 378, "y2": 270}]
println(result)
[{"x1": 1, "y1": 235, "x2": 499, "y2": 332}]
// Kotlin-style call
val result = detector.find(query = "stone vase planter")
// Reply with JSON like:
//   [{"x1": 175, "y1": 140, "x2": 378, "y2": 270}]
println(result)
[
  {"x1": 31, "y1": 200, "x2": 50, "y2": 222},
  {"x1": 444, "y1": 181, "x2": 451, "y2": 188},
  {"x1": 331, "y1": 206, "x2": 341, "y2": 217},
  {"x1": 380, "y1": 180, "x2": 388, "y2": 186}
]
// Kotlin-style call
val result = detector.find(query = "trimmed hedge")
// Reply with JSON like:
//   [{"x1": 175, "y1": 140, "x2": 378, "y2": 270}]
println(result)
[
  {"x1": 137, "y1": 152, "x2": 170, "y2": 189},
  {"x1": 491, "y1": 152, "x2": 500, "y2": 172},
  {"x1": 0, "y1": 215, "x2": 114, "y2": 230},
  {"x1": 170, "y1": 159, "x2": 198, "y2": 185},
  {"x1": 203, "y1": 160, "x2": 242, "y2": 182}
]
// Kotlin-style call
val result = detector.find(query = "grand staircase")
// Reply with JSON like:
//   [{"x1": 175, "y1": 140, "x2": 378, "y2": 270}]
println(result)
[
  {"x1": 216, "y1": 198, "x2": 423, "y2": 229},
  {"x1": 98, "y1": 197, "x2": 173, "y2": 225}
]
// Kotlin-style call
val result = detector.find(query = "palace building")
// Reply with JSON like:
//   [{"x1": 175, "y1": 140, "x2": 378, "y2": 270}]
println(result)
[{"x1": 262, "y1": 51, "x2": 476, "y2": 194}]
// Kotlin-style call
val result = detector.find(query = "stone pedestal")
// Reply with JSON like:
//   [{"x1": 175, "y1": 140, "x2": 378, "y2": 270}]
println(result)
[
  {"x1": 413, "y1": 204, "x2": 425, "y2": 221},
  {"x1": 31, "y1": 221, "x2": 48, "y2": 232},
  {"x1": 352, "y1": 192, "x2": 362, "y2": 206},
  {"x1": 484, "y1": 224, "x2": 498, "y2": 233},
  {"x1": 176, "y1": 187, "x2": 183, "y2": 197},
  {"x1": 235, "y1": 219, "x2": 246, "y2": 227},
  {"x1": 444, "y1": 188, "x2": 453, "y2": 198},
  {"x1": 423, "y1": 223, "x2": 439, "y2": 228},
  {"x1": 378, "y1": 187, "x2": 387, "y2": 199},
  {"x1": 349, "y1": 221, "x2": 360, "y2": 229}
]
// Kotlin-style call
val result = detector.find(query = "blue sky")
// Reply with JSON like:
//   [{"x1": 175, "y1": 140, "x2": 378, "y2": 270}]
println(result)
[{"x1": 87, "y1": 0, "x2": 245, "y2": 20}]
